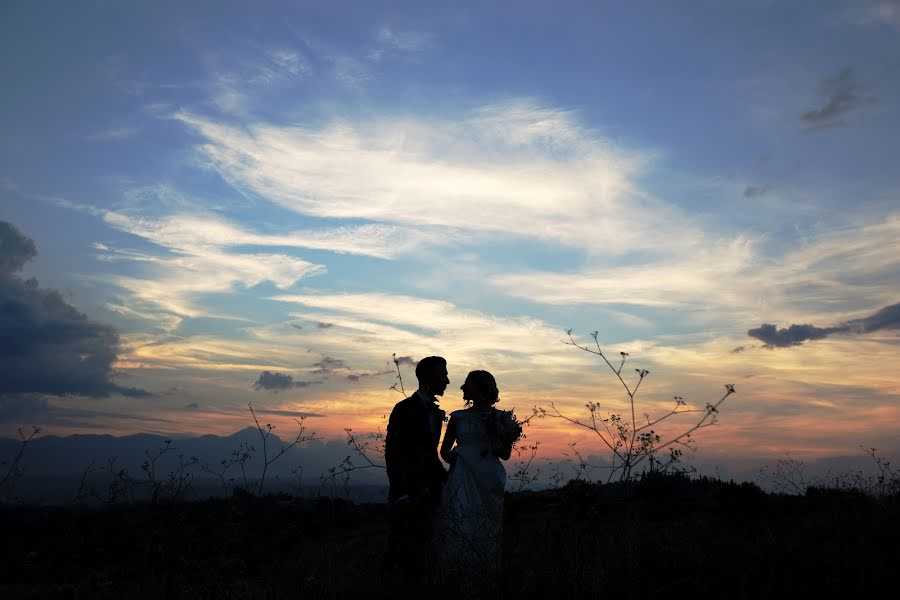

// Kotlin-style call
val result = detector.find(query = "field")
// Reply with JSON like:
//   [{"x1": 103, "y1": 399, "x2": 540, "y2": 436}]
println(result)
[{"x1": 2, "y1": 475, "x2": 898, "y2": 599}]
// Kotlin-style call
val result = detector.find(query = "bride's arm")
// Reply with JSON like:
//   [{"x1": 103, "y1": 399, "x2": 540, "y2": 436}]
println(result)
[
  {"x1": 495, "y1": 442, "x2": 512, "y2": 461},
  {"x1": 439, "y1": 417, "x2": 458, "y2": 465}
]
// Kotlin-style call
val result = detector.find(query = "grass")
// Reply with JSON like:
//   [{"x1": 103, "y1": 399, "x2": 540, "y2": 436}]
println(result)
[{"x1": 1, "y1": 474, "x2": 898, "y2": 599}]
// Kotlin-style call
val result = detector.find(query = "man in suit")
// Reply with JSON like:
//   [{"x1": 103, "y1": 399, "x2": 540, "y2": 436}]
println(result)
[{"x1": 384, "y1": 355, "x2": 449, "y2": 581}]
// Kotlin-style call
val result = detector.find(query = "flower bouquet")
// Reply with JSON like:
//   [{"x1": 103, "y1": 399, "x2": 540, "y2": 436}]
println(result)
[{"x1": 482, "y1": 409, "x2": 524, "y2": 457}]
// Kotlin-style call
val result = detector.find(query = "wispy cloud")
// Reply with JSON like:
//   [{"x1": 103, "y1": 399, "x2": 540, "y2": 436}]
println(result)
[
  {"x1": 802, "y1": 66, "x2": 872, "y2": 129},
  {"x1": 88, "y1": 127, "x2": 139, "y2": 141},
  {"x1": 376, "y1": 26, "x2": 435, "y2": 53},
  {"x1": 490, "y1": 215, "x2": 900, "y2": 325},
  {"x1": 106, "y1": 246, "x2": 323, "y2": 320},
  {"x1": 172, "y1": 101, "x2": 699, "y2": 256},
  {"x1": 492, "y1": 236, "x2": 758, "y2": 310},
  {"x1": 263, "y1": 292, "x2": 585, "y2": 381},
  {"x1": 259, "y1": 48, "x2": 313, "y2": 81},
  {"x1": 102, "y1": 210, "x2": 452, "y2": 259},
  {"x1": 835, "y1": 1, "x2": 900, "y2": 30},
  {"x1": 368, "y1": 26, "x2": 436, "y2": 61},
  {"x1": 114, "y1": 333, "x2": 304, "y2": 372},
  {"x1": 204, "y1": 46, "x2": 313, "y2": 114},
  {"x1": 93, "y1": 210, "x2": 326, "y2": 325}
]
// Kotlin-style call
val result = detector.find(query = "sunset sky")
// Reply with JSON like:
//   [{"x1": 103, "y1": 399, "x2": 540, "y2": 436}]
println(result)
[{"x1": 2, "y1": 1, "x2": 899, "y2": 475}]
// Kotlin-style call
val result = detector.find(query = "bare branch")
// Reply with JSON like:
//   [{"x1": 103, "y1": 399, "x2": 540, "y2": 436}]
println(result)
[{"x1": 543, "y1": 331, "x2": 736, "y2": 482}]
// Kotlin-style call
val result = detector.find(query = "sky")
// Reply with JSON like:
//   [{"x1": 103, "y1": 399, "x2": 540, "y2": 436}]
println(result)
[{"x1": 1, "y1": 0, "x2": 899, "y2": 476}]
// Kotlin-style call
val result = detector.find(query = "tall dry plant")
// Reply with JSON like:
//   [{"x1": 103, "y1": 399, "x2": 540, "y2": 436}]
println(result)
[
  {"x1": 0, "y1": 426, "x2": 41, "y2": 502},
  {"x1": 538, "y1": 330, "x2": 735, "y2": 482}
]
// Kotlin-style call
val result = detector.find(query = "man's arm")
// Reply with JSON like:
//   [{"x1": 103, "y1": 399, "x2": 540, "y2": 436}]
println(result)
[{"x1": 385, "y1": 400, "x2": 418, "y2": 499}]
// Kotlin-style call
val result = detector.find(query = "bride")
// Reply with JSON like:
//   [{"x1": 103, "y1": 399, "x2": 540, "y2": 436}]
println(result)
[{"x1": 434, "y1": 370, "x2": 513, "y2": 584}]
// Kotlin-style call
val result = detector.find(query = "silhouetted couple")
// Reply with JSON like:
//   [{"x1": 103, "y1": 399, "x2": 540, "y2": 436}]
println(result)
[{"x1": 384, "y1": 356, "x2": 512, "y2": 594}]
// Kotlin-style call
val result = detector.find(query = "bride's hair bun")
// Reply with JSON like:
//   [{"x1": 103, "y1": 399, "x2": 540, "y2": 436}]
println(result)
[{"x1": 467, "y1": 370, "x2": 499, "y2": 405}]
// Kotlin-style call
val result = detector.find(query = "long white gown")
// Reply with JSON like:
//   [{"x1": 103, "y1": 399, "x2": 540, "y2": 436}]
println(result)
[{"x1": 434, "y1": 408, "x2": 506, "y2": 580}]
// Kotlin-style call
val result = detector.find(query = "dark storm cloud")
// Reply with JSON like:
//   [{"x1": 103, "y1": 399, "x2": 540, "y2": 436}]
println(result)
[
  {"x1": 748, "y1": 302, "x2": 900, "y2": 348},
  {"x1": 252, "y1": 370, "x2": 320, "y2": 392},
  {"x1": 0, "y1": 221, "x2": 37, "y2": 275},
  {"x1": 802, "y1": 66, "x2": 870, "y2": 128},
  {"x1": 0, "y1": 221, "x2": 144, "y2": 397}
]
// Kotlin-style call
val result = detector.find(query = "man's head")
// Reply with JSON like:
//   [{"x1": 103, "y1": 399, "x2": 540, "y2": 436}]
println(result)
[{"x1": 415, "y1": 356, "x2": 449, "y2": 397}]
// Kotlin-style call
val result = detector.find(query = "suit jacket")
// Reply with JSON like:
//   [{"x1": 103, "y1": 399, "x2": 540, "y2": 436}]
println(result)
[{"x1": 385, "y1": 392, "x2": 447, "y2": 504}]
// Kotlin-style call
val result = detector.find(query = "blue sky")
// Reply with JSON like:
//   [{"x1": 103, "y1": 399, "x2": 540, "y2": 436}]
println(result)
[{"x1": 2, "y1": 1, "x2": 899, "y2": 471}]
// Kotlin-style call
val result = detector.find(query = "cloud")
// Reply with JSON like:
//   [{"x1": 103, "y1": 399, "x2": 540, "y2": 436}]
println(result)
[
  {"x1": 836, "y1": 2, "x2": 900, "y2": 30},
  {"x1": 252, "y1": 370, "x2": 320, "y2": 392},
  {"x1": 747, "y1": 323, "x2": 839, "y2": 348},
  {"x1": 743, "y1": 186, "x2": 768, "y2": 198},
  {"x1": 0, "y1": 221, "x2": 37, "y2": 275},
  {"x1": 330, "y1": 55, "x2": 371, "y2": 87},
  {"x1": 109, "y1": 249, "x2": 323, "y2": 321},
  {"x1": 842, "y1": 302, "x2": 900, "y2": 333},
  {"x1": 0, "y1": 221, "x2": 144, "y2": 397},
  {"x1": 802, "y1": 66, "x2": 870, "y2": 128},
  {"x1": 103, "y1": 209, "x2": 430, "y2": 259},
  {"x1": 205, "y1": 47, "x2": 313, "y2": 114},
  {"x1": 0, "y1": 396, "x2": 170, "y2": 428},
  {"x1": 93, "y1": 208, "x2": 328, "y2": 324},
  {"x1": 491, "y1": 236, "x2": 757, "y2": 309},
  {"x1": 346, "y1": 368, "x2": 394, "y2": 383},
  {"x1": 376, "y1": 26, "x2": 434, "y2": 52},
  {"x1": 88, "y1": 127, "x2": 139, "y2": 141},
  {"x1": 394, "y1": 355, "x2": 417, "y2": 368},
  {"x1": 172, "y1": 101, "x2": 697, "y2": 256},
  {"x1": 0, "y1": 395, "x2": 51, "y2": 423},
  {"x1": 316, "y1": 322, "x2": 334, "y2": 329},
  {"x1": 252, "y1": 408, "x2": 325, "y2": 418},
  {"x1": 748, "y1": 302, "x2": 900, "y2": 348},
  {"x1": 491, "y1": 216, "x2": 900, "y2": 320},
  {"x1": 265, "y1": 292, "x2": 579, "y2": 376},
  {"x1": 311, "y1": 356, "x2": 346, "y2": 375},
  {"x1": 261, "y1": 48, "x2": 312, "y2": 81},
  {"x1": 343, "y1": 354, "x2": 415, "y2": 382},
  {"x1": 865, "y1": 1, "x2": 900, "y2": 27}
]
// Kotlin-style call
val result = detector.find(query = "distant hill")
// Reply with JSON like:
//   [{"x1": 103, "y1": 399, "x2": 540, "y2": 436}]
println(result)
[
  {"x1": 2, "y1": 430, "x2": 895, "y2": 504},
  {"x1": 0, "y1": 429, "x2": 388, "y2": 504}
]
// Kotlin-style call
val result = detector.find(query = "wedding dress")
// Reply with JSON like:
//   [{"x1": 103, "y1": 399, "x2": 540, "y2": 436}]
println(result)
[{"x1": 434, "y1": 408, "x2": 506, "y2": 579}]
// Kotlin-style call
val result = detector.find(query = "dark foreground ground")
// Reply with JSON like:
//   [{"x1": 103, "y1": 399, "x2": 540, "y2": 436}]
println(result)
[{"x1": 2, "y1": 476, "x2": 898, "y2": 599}]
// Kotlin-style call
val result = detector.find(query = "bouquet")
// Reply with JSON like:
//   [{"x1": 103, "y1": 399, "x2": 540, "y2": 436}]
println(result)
[{"x1": 482, "y1": 409, "x2": 524, "y2": 457}]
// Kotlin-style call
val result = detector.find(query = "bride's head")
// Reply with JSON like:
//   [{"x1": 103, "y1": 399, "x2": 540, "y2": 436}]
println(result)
[{"x1": 461, "y1": 370, "x2": 499, "y2": 408}]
